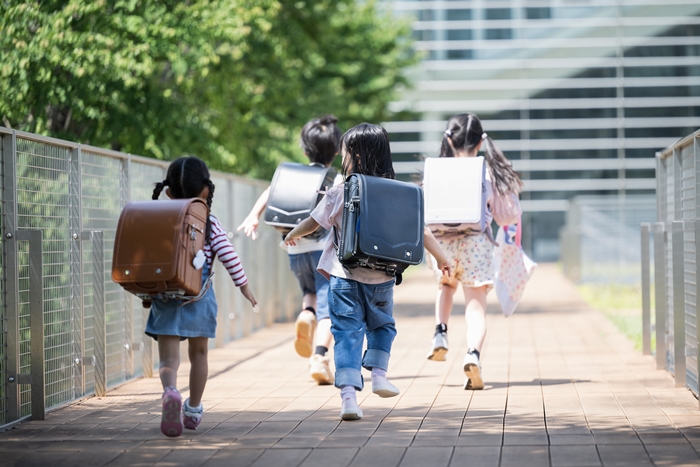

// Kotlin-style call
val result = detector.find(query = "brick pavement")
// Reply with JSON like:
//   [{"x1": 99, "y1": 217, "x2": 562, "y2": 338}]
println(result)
[{"x1": 2, "y1": 264, "x2": 700, "y2": 467}]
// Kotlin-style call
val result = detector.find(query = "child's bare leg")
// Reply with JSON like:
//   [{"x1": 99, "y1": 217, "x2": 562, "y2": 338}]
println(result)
[
  {"x1": 158, "y1": 336, "x2": 181, "y2": 390},
  {"x1": 436, "y1": 283, "x2": 457, "y2": 325},
  {"x1": 187, "y1": 337, "x2": 209, "y2": 407},
  {"x1": 302, "y1": 293, "x2": 317, "y2": 313},
  {"x1": 464, "y1": 285, "x2": 488, "y2": 352},
  {"x1": 316, "y1": 317, "x2": 332, "y2": 348}
]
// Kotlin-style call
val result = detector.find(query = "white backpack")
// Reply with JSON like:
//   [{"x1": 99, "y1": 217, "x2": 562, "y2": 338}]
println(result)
[{"x1": 423, "y1": 156, "x2": 487, "y2": 237}]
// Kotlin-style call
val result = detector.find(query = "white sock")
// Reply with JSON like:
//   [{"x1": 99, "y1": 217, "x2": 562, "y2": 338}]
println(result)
[
  {"x1": 372, "y1": 367, "x2": 387, "y2": 379},
  {"x1": 340, "y1": 385, "x2": 357, "y2": 401}
]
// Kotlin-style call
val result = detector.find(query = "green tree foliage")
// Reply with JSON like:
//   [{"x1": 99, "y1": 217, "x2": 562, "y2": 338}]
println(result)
[{"x1": 0, "y1": 0, "x2": 415, "y2": 178}]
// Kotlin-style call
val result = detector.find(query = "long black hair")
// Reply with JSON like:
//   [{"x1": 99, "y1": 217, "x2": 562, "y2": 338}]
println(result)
[
  {"x1": 152, "y1": 156, "x2": 215, "y2": 244},
  {"x1": 440, "y1": 113, "x2": 521, "y2": 195},
  {"x1": 300, "y1": 115, "x2": 342, "y2": 166},
  {"x1": 340, "y1": 123, "x2": 395, "y2": 179}
]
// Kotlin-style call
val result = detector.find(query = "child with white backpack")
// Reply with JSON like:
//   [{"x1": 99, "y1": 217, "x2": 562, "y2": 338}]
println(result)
[{"x1": 424, "y1": 113, "x2": 522, "y2": 390}]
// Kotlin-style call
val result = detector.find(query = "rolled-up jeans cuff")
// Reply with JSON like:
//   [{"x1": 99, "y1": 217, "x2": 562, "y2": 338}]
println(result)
[
  {"x1": 362, "y1": 349, "x2": 391, "y2": 372},
  {"x1": 335, "y1": 368, "x2": 364, "y2": 391}
]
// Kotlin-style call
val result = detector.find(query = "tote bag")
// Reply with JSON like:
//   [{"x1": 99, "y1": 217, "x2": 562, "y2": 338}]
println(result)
[{"x1": 494, "y1": 219, "x2": 537, "y2": 317}]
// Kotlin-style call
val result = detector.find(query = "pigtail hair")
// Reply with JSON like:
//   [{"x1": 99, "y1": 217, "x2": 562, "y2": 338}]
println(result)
[
  {"x1": 439, "y1": 135, "x2": 455, "y2": 158},
  {"x1": 481, "y1": 136, "x2": 522, "y2": 195},
  {"x1": 204, "y1": 178, "x2": 215, "y2": 245},
  {"x1": 152, "y1": 180, "x2": 168, "y2": 200}
]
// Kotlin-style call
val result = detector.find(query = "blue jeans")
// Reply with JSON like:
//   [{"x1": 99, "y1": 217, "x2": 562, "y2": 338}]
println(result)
[
  {"x1": 289, "y1": 250, "x2": 330, "y2": 321},
  {"x1": 329, "y1": 275, "x2": 396, "y2": 391}
]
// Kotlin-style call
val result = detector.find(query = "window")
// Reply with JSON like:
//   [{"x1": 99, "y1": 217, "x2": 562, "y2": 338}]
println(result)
[
  {"x1": 485, "y1": 28, "x2": 512, "y2": 40},
  {"x1": 485, "y1": 8, "x2": 511, "y2": 20},
  {"x1": 525, "y1": 7, "x2": 551, "y2": 19},
  {"x1": 447, "y1": 9, "x2": 471, "y2": 21},
  {"x1": 447, "y1": 30, "x2": 472, "y2": 41},
  {"x1": 447, "y1": 49, "x2": 473, "y2": 60}
]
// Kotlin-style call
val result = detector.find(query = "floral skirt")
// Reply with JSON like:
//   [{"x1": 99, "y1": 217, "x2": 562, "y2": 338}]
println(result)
[{"x1": 429, "y1": 233, "x2": 494, "y2": 292}]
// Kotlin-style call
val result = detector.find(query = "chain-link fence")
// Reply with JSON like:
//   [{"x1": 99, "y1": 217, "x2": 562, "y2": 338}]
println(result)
[
  {"x1": 0, "y1": 127, "x2": 300, "y2": 426},
  {"x1": 560, "y1": 195, "x2": 656, "y2": 285},
  {"x1": 650, "y1": 129, "x2": 700, "y2": 399}
]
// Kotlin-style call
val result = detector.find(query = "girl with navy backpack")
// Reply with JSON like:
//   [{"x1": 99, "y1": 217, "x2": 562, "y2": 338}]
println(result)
[{"x1": 284, "y1": 123, "x2": 451, "y2": 420}]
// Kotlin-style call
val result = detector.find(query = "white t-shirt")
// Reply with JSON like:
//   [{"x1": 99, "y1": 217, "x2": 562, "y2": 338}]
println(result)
[{"x1": 286, "y1": 173, "x2": 344, "y2": 255}]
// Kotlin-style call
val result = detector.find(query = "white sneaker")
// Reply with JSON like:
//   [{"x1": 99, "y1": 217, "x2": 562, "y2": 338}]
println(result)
[
  {"x1": 340, "y1": 398, "x2": 363, "y2": 420},
  {"x1": 310, "y1": 354, "x2": 334, "y2": 385},
  {"x1": 463, "y1": 349, "x2": 484, "y2": 390},
  {"x1": 294, "y1": 310, "x2": 316, "y2": 358},
  {"x1": 427, "y1": 332, "x2": 449, "y2": 361},
  {"x1": 372, "y1": 376, "x2": 400, "y2": 398}
]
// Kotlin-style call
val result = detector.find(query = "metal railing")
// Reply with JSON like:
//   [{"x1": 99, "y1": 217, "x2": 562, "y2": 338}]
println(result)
[
  {"x1": 0, "y1": 127, "x2": 300, "y2": 426},
  {"x1": 559, "y1": 195, "x2": 656, "y2": 284},
  {"x1": 643, "y1": 128, "x2": 700, "y2": 400}
]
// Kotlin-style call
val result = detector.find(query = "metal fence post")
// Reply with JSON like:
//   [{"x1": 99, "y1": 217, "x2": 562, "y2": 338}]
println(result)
[
  {"x1": 2, "y1": 131, "x2": 21, "y2": 423},
  {"x1": 69, "y1": 146, "x2": 85, "y2": 397},
  {"x1": 672, "y1": 220, "x2": 686, "y2": 387},
  {"x1": 641, "y1": 223, "x2": 651, "y2": 355},
  {"x1": 15, "y1": 230, "x2": 45, "y2": 420},
  {"x1": 89, "y1": 231, "x2": 106, "y2": 396},
  {"x1": 653, "y1": 222, "x2": 667, "y2": 370}
]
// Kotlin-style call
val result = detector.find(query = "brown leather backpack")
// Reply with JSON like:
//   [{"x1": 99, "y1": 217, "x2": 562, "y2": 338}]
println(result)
[{"x1": 112, "y1": 198, "x2": 209, "y2": 306}]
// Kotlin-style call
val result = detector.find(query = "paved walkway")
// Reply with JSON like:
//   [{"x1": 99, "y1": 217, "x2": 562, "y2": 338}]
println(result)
[{"x1": 2, "y1": 265, "x2": 700, "y2": 467}]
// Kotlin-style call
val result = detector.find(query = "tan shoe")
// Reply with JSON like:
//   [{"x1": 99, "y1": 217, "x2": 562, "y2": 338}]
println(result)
[
  {"x1": 310, "y1": 354, "x2": 334, "y2": 385},
  {"x1": 294, "y1": 310, "x2": 316, "y2": 358}
]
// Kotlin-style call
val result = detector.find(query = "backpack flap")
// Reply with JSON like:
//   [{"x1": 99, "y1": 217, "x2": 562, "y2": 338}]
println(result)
[
  {"x1": 424, "y1": 156, "x2": 486, "y2": 236},
  {"x1": 356, "y1": 174, "x2": 424, "y2": 266},
  {"x1": 264, "y1": 162, "x2": 337, "y2": 236},
  {"x1": 112, "y1": 198, "x2": 209, "y2": 295}
]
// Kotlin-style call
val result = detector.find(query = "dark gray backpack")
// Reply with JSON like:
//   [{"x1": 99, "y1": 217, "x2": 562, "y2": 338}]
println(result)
[{"x1": 336, "y1": 174, "x2": 424, "y2": 285}]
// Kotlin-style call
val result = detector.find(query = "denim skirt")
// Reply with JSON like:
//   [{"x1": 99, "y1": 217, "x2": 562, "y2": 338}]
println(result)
[{"x1": 145, "y1": 264, "x2": 218, "y2": 340}]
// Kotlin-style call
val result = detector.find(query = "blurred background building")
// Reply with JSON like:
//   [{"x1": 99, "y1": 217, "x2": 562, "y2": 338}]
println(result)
[{"x1": 382, "y1": 0, "x2": 700, "y2": 262}]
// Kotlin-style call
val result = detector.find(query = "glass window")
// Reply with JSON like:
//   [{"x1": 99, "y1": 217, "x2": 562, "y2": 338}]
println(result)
[
  {"x1": 533, "y1": 88, "x2": 616, "y2": 99},
  {"x1": 530, "y1": 108, "x2": 617, "y2": 119},
  {"x1": 625, "y1": 127, "x2": 697, "y2": 139},
  {"x1": 447, "y1": 9, "x2": 471, "y2": 21},
  {"x1": 625, "y1": 86, "x2": 700, "y2": 98},
  {"x1": 625, "y1": 106, "x2": 700, "y2": 118},
  {"x1": 447, "y1": 29, "x2": 472, "y2": 41},
  {"x1": 485, "y1": 8, "x2": 511, "y2": 20},
  {"x1": 525, "y1": 7, "x2": 551, "y2": 19},
  {"x1": 485, "y1": 28, "x2": 512, "y2": 40},
  {"x1": 625, "y1": 45, "x2": 700, "y2": 58},
  {"x1": 529, "y1": 129, "x2": 617, "y2": 140},
  {"x1": 419, "y1": 10, "x2": 434, "y2": 21},
  {"x1": 447, "y1": 49, "x2": 473, "y2": 60}
]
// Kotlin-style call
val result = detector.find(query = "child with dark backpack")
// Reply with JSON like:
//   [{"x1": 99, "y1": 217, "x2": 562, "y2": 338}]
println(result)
[
  {"x1": 146, "y1": 156, "x2": 258, "y2": 437},
  {"x1": 425, "y1": 113, "x2": 522, "y2": 391},
  {"x1": 238, "y1": 115, "x2": 342, "y2": 385},
  {"x1": 284, "y1": 123, "x2": 451, "y2": 420}
]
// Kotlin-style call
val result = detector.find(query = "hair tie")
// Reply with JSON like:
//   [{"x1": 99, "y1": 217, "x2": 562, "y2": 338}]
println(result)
[
  {"x1": 481, "y1": 133, "x2": 488, "y2": 140},
  {"x1": 445, "y1": 129, "x2": 452, "y2": 137}
]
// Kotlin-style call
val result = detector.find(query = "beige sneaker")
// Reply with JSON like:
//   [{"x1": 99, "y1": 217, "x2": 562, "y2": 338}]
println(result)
[
  {"x1": 294, "y1": 310, "x2": 316, "y2": 358},
  {"x1": 310, "y1": 354, "x2": 334, "y2": 385}
]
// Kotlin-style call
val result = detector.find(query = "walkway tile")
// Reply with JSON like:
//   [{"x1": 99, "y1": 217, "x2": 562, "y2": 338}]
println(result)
[{"x1": 3, "y1": 265, "x2": 700, "y2": 467}]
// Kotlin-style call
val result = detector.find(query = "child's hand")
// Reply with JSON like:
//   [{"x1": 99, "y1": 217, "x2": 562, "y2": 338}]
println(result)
[
  {"x1": 436, "y1": 257, "x2": 451, "y2": 277},
  {"x1": 239, "y1": 283, "x2": 258, "y2": 307},
  {"x1": 237, "y1": 216, "x2": 259, "y2": 241},
  {"x1": 283, "y1": 232, "x2": 300, "y2": 247}
]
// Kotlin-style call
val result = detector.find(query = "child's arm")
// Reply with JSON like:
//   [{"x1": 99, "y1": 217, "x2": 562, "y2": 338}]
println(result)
[
  {"x1": 236, "y1": 187, "x2": 271, "y2": 241},
  {"x1": 284, "y1": 217, "x2": 320, "y2": 246},
  {"x1": 424, "y1": 227, "x2": 451, "y2": 276},
  {"x1": 239, "y1": 283, "x2": 258, "y2": 307}
]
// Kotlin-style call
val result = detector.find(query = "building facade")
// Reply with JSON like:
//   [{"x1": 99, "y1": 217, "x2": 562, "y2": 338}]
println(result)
[{"x1": 383, "y1": 0, "x2": 700, "y2": 261}]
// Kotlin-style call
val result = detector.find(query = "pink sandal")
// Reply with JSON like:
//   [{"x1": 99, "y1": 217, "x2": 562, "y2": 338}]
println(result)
[{"x1": 160, "y1": 387, "x2": 183, "y2": 437}]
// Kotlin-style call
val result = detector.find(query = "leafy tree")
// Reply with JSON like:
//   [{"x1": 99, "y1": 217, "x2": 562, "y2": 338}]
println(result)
[{"x1": 0, "y1": 0, "x2": 415, "y2": 178}]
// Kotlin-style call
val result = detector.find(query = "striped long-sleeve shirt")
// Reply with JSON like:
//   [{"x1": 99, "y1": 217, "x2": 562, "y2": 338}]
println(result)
[{"x1": 204, "y1": 215, "x2": 248, "y2": 287}]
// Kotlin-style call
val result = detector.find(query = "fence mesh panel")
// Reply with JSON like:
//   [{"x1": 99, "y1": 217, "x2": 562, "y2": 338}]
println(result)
[
  {"x1": 15, "y1": 140, "x2": 72, "y2": 414},
  {"x1": 0, "y1": 130, "x2": 300, "y2": 426}
]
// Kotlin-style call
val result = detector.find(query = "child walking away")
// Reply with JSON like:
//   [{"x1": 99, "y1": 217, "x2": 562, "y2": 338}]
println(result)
[
  {"x1": 238, "y1": 116, "x2": 342, "y2": 385},
  {"x1": 426, "y1": 113, "x2": 522, "y2": 391},
  {"x1": 146, "y1": 156, "x2": 257, "y2": 437},
  {"x1": 284, "y1": 124, "x2": 450, "y2": 420}
]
